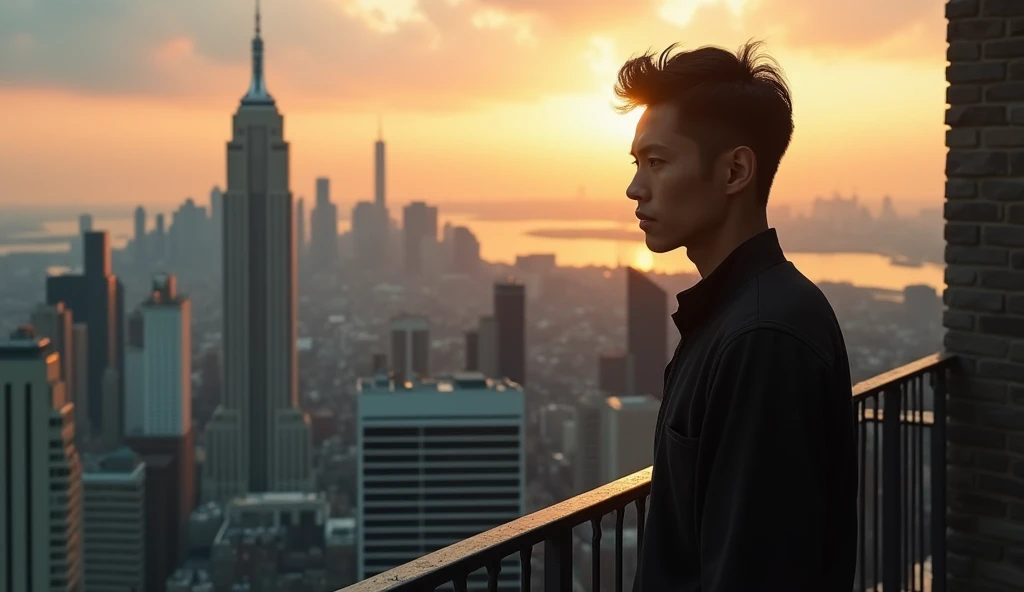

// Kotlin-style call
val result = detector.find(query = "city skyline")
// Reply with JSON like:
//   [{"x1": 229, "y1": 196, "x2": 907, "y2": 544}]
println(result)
[{"x1": 0, "y1": 0, "x2": 946, "y2": 210}]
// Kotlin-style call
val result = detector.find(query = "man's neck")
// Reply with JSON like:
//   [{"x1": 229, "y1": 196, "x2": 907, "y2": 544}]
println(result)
[{"x1": 687, "y1": 216, "x2": 770, "y2": 279}]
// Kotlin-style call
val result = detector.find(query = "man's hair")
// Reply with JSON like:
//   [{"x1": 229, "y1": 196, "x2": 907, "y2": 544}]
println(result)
[{"x1": 614, "y1": 40, "x2": 793, "y2": 204}]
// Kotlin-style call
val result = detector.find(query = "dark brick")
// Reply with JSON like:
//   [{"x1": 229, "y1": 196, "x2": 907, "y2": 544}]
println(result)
[
  {"x1": 981, "y1": 270, "x2": 1024, "y2": 290},
  {"x1": 949, "y1": 579, "x2": 1010, "y2": 592},
  {"x1": 949, "y1": 201, "x2": 1003, "y2": 222},
  {"x1": 947, "y1": 245, "x2": 1009, "y2": 265},
  {"x1": 980, "y1": 474, "x2": 1024, "y2": 499},
  {"x1": 948, "y1": 106, "x2": 1008, "y2": 126},
  {"x1": 947, "y1": 224, "x2": 982, "y2": 245},
  {"x1": 950, "y1": 553, "x2": 977, "y2": 579},
  {"x1": 1011, "y1": 61, "x2": 1024, "y2": 81},
  {"x1": 1010, "y1": 548, "x2": 1024, "y2": 570},
  {"x1": 1010, "y1": 204, "x2": 1024, "y2": 224},
  {"x1": 1010, "y1": 342, "x2": 1024, "y2": 363},
  {"x1": 948, "y1": 0, "x2": 980, "y2": 17},
  {"x1": 1009, "y1": 295, "x2": 1024, "y2": 314},
  {"x1": 979, "y1": 315, "x2": 1024, "y2": 337},
  {"x1": 951, "y1": 512, "x2": 981, "y2": 533},
  {"x1": 987, "y1": 39, "x2": 1024, "y2": 59},
  {"x1": 1013, "y1": 250, "x2": 1024, "y2": 269},
  {"x1": 950, "y1": 62, "x2": 1007, "y2": 83},
  {"x1": 950, "y1": 532, "x2": 1005, "y2": 561},
  {"x1": 947, "y1": 267, "x2": 979, "y2": 286},
  {"x1": 978, "y1": 359, "x2": 1024, "y2": 382},
  {"x1": 952, "y1": 465, "x2": 981, "y2": 489},
  {"x1": 946, "y1": 309, "x2": 977, "y2": 329},
  {"x1": 977, "y1": 561, "x2": 1024, "y2": 589},
  {"x1": 1012, "y1": 385, "x2": 1024, "y2": 404},
  {"x1": 949, "y1": 151, "x2": 1010, "y2": 176},
  {"x1": 947, "y1": 330, "x2": 1010, "y2": 355},
  {"x1": 1014, "y1": 17, "x2": 1024, "y2": 36},
  {"x1": 980, "y1": 517, "x2": 1024, "y2": 544},
  {"x1": 978, "y1": 451, "x2": 1011, "y2": 472},
  {"x1": 1011, "y1": 151, "x2": 1024, "y2": 174},
  {"x1": 988, "y1": 82, "x2": 1024, "y2": 103},
  {"x1": 947, "y1": 288, "x2": 1005, "y2": 312},
  {"x1": 953, "y1": 491, "x2": 1009, "y2": 517},
  {"x1": 1012, "y1": 433, "x2": 1024, "y2": 453},
  {"x1": 950, "y1": 19, "x2": 1007, "y2": 40},
  {"x1": 1014, "y1": 460, "x2": 1024, "y2": 479},
  {"x1": 981, "y1": 179, "x2": 1024, "y2": 200},
  {"x1": 950, "y1": 84, "x2": 983, "y2": 104},
  {"x1": 1012, "y1": 501, "x2": 1024, "y2": 519},
  {"x1": 950, "y1": 128, "x2": 981, "y2": 147},
  {"x1": 950, "y1": 423, "x2": 1008, "y2": 449},
  {"x1": 984, "y1": 0, "x2": 1024, "y2": 17},
  {"x1": 986, "y1": 126, "x2": 1024, "y2": 146},
  {"x1": 951, "y1": 41, "x2": 983, "y2": 61},
  {"x1": 952, "y1": 376, "x2": 1009, "y2": 402},
  {"x1": 985, "y1": 226, "x2": 1024, "y2": 246},
  {"x1": 948, "y1": 179, "x2": 979, "y2": 199},
  {"x1": 951, "y1": 444, "x2": 977, "y2": 465}
]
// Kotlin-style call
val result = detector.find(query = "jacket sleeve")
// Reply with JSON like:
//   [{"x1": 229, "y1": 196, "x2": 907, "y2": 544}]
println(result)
[{"x1": 698, "y1": 327, "x2": 833, "y2": 591}]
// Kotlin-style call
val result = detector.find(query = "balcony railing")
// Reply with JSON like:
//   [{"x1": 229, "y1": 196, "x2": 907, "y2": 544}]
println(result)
[{"x1": 341, "y1": 352, "x2": 956, "y2": 592}]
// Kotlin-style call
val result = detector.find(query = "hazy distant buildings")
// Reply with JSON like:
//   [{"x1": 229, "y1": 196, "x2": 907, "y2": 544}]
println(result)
[
  {"x1": 476, "y1": 315, "x2": 499, "y2": 379},
  {"x1": 311, "y1": 176, "x2": 339, "y2": 272},
  {"x1": 204, "y1": 5, "x2": 311, "y2": 504},
  {"x1": 46, "y1": 230, "x2": 125, "y2": 441},
  {"x1": 356, "y1": 372, "x2": 525, "y2": 588},
  {"x1": 627, "y1": 267, "x2": 667, "y2": 398},
  {"x1": 153, "y1": 213, "x2": 168, "y2": 264},
  {"x1": 0, "y1": 327, "x2": 84, "y2": 592},
  {"x1": 598, "y1": 352, "x2": 633, "y2": 396},
  {"x1": 495, "y1": 282, "x2": 526, "y2": 385},
  {"x1": 82, "y1": 447, "x2": 146, "y2": 592},
  {"x1": 464, "y1": 329, "x2": 478, "y2": 371},
  {"x1": 600, "y1": 395, "x2": 658, "y2": 483},
  {"x1": 169, "y1": 198, "x2": 210, "y2": 272},
  {"x1": 402, "y1": 201, "x2": 438, "y2": 273},
  {"x1": 351, "y1": 200, "x2": 389, "y2": 268},
  {"x1": 134, "y1": 205, "x2": 148, "y2": 269},
  {"x1": 451, "y1": 226, "x2": 481, "y2": 273},
  {"x1": 390, "y1": 314, "x2": 430, "y2": 383}
]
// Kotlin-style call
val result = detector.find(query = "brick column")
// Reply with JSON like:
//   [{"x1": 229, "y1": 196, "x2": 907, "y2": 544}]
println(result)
[{"x1": 945, "y1": 1, "x2": 1024, "y2": 590}]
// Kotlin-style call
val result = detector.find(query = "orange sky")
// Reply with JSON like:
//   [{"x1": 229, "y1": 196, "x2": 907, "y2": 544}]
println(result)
[{"x1": 0, "y1": 0, "x2": 947, "y2": 213}]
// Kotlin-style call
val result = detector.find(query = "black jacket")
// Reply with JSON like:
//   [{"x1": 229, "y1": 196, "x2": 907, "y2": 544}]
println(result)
[{"x1": 633, "y1": 229, "x2": 857, "y2": 591}]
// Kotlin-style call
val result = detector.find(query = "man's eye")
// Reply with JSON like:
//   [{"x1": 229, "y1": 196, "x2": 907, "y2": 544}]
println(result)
[{"x1": 648, "y1": 158, "x2": 664, "y2": 167}]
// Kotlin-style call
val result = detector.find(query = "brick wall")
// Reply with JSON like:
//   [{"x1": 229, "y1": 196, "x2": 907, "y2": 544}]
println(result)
[{"x1": 945, "y1": 1, "x2": 1024, "y2": 590}]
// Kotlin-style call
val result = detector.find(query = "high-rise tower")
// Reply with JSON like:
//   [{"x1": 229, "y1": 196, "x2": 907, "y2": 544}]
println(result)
[
  {"x1": 374, "y1": 115, "x2": 386, "y2": 207},
  {"x1": 203, "y1": 0, "x2": 311, "y2": 503}
]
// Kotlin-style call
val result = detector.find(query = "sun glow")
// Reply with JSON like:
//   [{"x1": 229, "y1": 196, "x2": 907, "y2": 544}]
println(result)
[{"x1": 632, "y1": 247, "x2": 654, "y2": 272}]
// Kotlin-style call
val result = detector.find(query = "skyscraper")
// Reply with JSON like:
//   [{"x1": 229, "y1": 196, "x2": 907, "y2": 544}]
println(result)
[
  {"x1": 494, "y1": 282, "x2": 526, "y2": 385},
  {"x1": 46, "y1": 231, "x2": 124, "y2": 440},
  {"x1": 311, "y1": 176, "x2": 339, "y2": 271},
  {"x1": 204, "y1": 2, "x2": 311, "y2": 503},
  {"x1": 296, "y1": 196, "x2": 306, "y2": 259},
  {"x1": 356, "y1": 372, "x2": 525, "y2": 587},
  {"x1": 0, "y1": 327, "x2": 84, "y2": 592},
  {"x1": 30, "y1": 302, "x2": 75, "y2": 409},
  {"x1": 375, "y1": 117, "x2": 386, "y2": 207},
  {"x1": 389, "y1": 314, "x2": 430, "y2": 383},
  {"x1": 626, "y1": 267, "x2": 668, "y2": 398},
  {"x1": 133, "y1": 205, "x2": 148, "y2": 269},
  {"x1": 402, "y1": 201, "x2": 438, "y2": 273},
  {"x1": 451, "y1": 226, "x2": 481, "y2": 273},
  {"x1": 82, "y1": 447, "x2": 146, "y2": 592}
]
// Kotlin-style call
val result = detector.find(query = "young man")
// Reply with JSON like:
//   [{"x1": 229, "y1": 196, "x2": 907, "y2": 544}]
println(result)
[{"x1": 618, "y1": 42, "x2": 857, "y2": 591}]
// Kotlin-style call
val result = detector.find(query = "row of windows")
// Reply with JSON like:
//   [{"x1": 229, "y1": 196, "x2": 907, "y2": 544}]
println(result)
[
  {"x1": 365, "y1": 491, "x2": 519, "y2": 503},
  {"x1": 365, "y1": 478, "x2": 520, "y2": 489},
  {"x1": 364, "y1": 439, "x2": 520, "y2": 450},
  {"x1": 365, "y1": 454, "x2": 520, "y2": 464},
  {"x1": 364, "y1": 426, "x2": 519, "y2": 438},
  {"x1": 364, "y1": 505, "x2": 520, "y2": 517},
  {"x1": 364, "y1": 465, "x2": 520, "y2": 477}
]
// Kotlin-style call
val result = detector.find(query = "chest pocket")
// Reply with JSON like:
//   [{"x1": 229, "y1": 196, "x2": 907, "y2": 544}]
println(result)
[{"x1": 661, "y1": 425, "x2": 702, "y2": 577}]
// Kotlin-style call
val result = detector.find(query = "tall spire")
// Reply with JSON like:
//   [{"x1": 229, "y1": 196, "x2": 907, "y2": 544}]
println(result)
[
  {"x1": 241, "y1": 0, "x2": 274, "y2": 106},
  {"x1": 377, "y1": 112, "x2": 383, "y2": 141}
]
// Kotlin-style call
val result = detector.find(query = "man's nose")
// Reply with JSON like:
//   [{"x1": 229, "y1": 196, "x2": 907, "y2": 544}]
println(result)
[{"x1": 626, "y1": 173, "x2": 649, "y2": 202}]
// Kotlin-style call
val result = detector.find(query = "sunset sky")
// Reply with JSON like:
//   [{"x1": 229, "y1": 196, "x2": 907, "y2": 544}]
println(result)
[{"x1": 0, "y1": 0, "x2": 947, "y2": 213}]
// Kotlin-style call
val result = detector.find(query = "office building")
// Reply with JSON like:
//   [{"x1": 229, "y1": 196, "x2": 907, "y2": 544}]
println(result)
[
  {"x1": 46, "y1": 230, "x2": 125, "y2": 440},
  {"x1": 204, "y1": 3, "x2": 312, "y2": 503},
  {"x1": 356, "y1": 372, "x2": 525, "y2": 589},
  {"x1": 311, "y1": 177, "x2": 339, "y2": 271},
  {"x1": 0, "y1": 327, "x2": 84, "y2": 592},
  {"x1": 72, "y1": 323, "x2": 90, "y2": 442},
  {"x1": 351, "y1": 201, "x2": 389, "y2": 268},
  {"x1": 30, "y1": 302, "x2": 75, "y2": 409},
  {"x1": 389, "y1": 314, "x2": 430, "y2": 383},
  {"x1": 574, "y1": 393, "x2": 603, "y2": 494},
  {"x1": 134, "y1": 205, "x2": 148, "y2": 269},
  {"x1": 464, "y1": 330, "x2": 478, "y2": 371},
  {"x1": 374, "y1": 120, "x2": 386, "y2": 207},
  {"x1": 297, "y1": 195, "x2": 306, "y2": 262},
  {"x1": 82, "y1": 447, "x2": 146, "y2": 592},
  {"x1": 494, "y1": 282, "x2": 526, "y2": 385},
  {"x1": 451, "y1": 226, "x2": 480, "y2": 273},
  {"x1": 402, "y1": 201, "x2": 438, "y2": 273},
  {"x1": 476, "y1": 316, "x2": 499, "y2": 379},
  {"x1": 208, "y1": 493, "x2": 356, "y2": 591},
  {"x1": 627, "y1": 267, "x2": 667, "y2": 398},
  {"x1": 598, "y1": 352, "x2": 633, "y2": 396},
  {"x1": 600, "y1": 395, "x2": 658, "y2": 483}
]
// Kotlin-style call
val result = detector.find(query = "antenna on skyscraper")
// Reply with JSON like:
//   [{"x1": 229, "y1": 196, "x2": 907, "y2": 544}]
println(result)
[
  {"x1": 377, "y1": 112, "x2": 383, "y2": 141},
  {"x1": 255, "y1": 0, "x2": 261, "y2": 36}
]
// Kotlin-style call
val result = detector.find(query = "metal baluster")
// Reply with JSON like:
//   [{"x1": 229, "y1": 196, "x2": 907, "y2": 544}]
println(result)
[
  {"x1": 634, "y1": 495, "x2": 647, "y2": 556},
  {"x1": 453, "y1": 574, "x2": 469, "y2": 592},
  {"x1": 519, "y1": 546, "x2": 532, "y2": 592},
  {"x1": 615, "y1": 507, "x2": 625, "y2": 592},
  {"x1": 931, "y1": 368, "x2": 948, "y2": 592},
  {"x1": 873, "y1": 394, "x2": 881, "y2": 588},
  {"x1": 486, "y1": 560, "x2": 501, "y2": 592},
  {"x1": 904, "y1": 382, "x2": 910, "y2": 591},
  {"x1": 916, "y1": 375, "x2": 924, "y2": 591},
  {"x1": 544, "y1": 531, "x2": 572, "y2": 592},
  {"x1": 591, "y1": 517, "x2": 603, "y2": 592},
  {"x1": 859, "y1": 399, "x2": 867, "y2": 592},
  {"x1": 883, "y1": 385, "x2": 903, "y2": 592}
]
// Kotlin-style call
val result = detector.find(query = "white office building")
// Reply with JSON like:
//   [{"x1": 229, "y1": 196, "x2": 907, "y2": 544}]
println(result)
[
  {"x1": 357, "y1": 372, "x2": 525, "y2": 590},
  {"x1": 0, "y1": 327, "x2": 83, "y2": 592}
]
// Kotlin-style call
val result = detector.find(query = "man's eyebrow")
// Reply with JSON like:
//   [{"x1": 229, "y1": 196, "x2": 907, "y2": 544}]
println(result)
[{"x1": 630, "y1": 142, "x2": 671, "y2": 158}]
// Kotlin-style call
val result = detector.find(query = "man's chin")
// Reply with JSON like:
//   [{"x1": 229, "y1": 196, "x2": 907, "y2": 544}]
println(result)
[{"x1": 644, "y1": 234, "x2": 676, "y2": 254}]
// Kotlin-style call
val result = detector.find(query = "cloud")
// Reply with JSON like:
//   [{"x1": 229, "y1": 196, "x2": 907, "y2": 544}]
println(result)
[{"x1": 0, "y1": 0, "x2": 944, "y2": 110}]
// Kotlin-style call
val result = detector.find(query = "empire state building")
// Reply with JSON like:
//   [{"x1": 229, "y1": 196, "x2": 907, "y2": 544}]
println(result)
[{"x1": 203, "y1": 2, "x2": 311, "y2": 503}]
